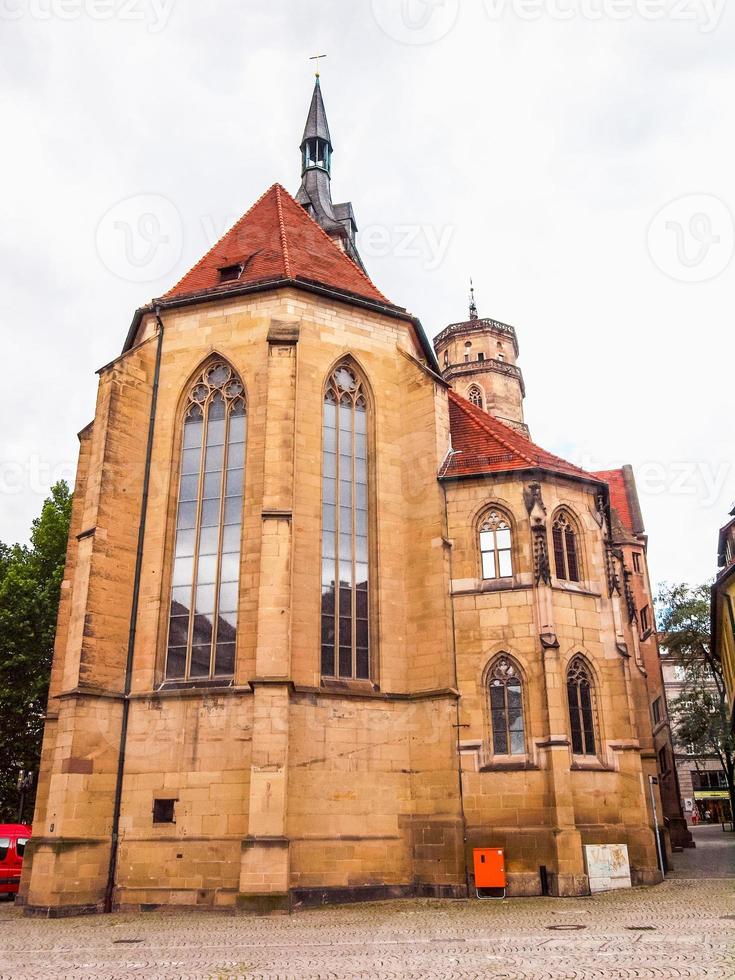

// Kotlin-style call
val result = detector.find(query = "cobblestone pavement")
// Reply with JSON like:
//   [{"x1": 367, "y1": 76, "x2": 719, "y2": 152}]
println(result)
[
  {"x1": 669, "y1": 825, "x2": 735, "y2": 879},
  {"x1": 1, "y1": 877, "x2": 734, "y2": 980}
]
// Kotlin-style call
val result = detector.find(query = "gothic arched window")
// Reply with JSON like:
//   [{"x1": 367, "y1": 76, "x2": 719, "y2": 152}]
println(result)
[
  {"x1": 479, "y1": 509, "x2": 513, "y2": 579},
  {"x1": 321, "y1": 363, "x2": 370, "y2": 680},
  {"x1": 488, "y1": 655, "x2": 525, "y2": 755},
  {"x1": 567, "y1": 656, "x2": 597, "y2": 756},
  {"x1": 467, "y1": 385, "x2": 484, "y2": 409},
  {"x1": 165, "y1": 361, "x2": 246, "y2": 681},
  {"x1": 552, "y1": 510, "x2": 581, "y2": 583}
]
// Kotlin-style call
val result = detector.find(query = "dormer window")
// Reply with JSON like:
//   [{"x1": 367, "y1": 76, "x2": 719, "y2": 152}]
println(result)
[{"x1": 219, "y1": 263, "x2": 244, "y2": 284}]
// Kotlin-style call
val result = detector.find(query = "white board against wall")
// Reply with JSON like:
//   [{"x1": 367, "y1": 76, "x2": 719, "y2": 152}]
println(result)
[{"x1": 584, "y1": 844, "x2": 632, "y2": 894}]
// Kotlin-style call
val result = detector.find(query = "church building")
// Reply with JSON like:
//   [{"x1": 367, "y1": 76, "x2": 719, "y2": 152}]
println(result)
[{"x1": 20, "y1": 78, "x2": 689, "y2": 915}]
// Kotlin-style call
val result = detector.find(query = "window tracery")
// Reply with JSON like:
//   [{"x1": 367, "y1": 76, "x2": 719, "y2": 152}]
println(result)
[
  {"x1": 480, "y1": 510, "x2": 513, "y2": 579},
  {"x1": 321, "y1": 363, "x2": 370, "y2": 680},
  {"x1": 165, "y1": 361, "x2": 246, "y2": 681}
]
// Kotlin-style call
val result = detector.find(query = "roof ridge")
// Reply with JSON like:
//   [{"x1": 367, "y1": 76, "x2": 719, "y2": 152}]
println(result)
[
  {"x1": 164, "y1": 183, "x2": 282, "y2": 298},
  {"x1": 274, "y1": 184, "x2": 292, "y2": 279},
  {"x1": 448, "y1": 390, "x2": 536, "y2": 466},
  {"x1": 448, "y1": 388, "x2": 598, "y2": 480},
  {"x1": 274, "y1": 183, "x2": 392, "y2": 306}
]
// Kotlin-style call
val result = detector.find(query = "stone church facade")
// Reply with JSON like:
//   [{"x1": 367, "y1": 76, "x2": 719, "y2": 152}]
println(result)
[{"x1": 20, "y1": 80, "x2": 688, "y2": 915}]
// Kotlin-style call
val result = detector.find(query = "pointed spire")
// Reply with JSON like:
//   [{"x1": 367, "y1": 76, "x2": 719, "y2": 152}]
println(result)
[
  {"x1": 301, "y1": 76, "x2": 332, "y2": 149},
  {"x1": 469, "y1": 278, "x2": 478, "y2": 320},
  {"x1": 296, "y1": 74, "x2": 365, "y2": 271}
]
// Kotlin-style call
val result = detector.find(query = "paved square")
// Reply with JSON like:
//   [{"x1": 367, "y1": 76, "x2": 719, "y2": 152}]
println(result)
[
  {"x1": 3, "y1": 828, "x2": 734, "y2": 979},
  {"x1": 1, "y1": 876, "x2": 733, "y2": 980}
]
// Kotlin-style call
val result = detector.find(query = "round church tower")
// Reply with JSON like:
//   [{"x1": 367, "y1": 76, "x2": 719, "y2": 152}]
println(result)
[{"x1": 434, "y1": 286, "x2": 529, "y2": 438}]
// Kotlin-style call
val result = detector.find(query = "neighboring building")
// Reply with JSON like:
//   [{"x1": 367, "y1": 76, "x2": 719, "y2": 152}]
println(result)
[
  {"x1": 661, "y1": 649, "x2": 732, "y2": 825},
  {"x1": 20, "y1": 79, "x2": 684, "y2": 916},
  {"x1": 713, "y1": 506, "x2": 735, "y2": 731}
]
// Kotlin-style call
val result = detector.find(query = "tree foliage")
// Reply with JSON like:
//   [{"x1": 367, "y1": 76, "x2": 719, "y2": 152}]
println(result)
[
  {"x1": 0, "y1": 482, "x2": 72, "y2": 822},
  {"x1": 658, "y1": 581, "x2": 735, "y2": 821}
]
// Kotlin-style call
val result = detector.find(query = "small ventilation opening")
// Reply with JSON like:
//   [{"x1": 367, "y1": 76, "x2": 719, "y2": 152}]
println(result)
[
  {"x1": 219, "y1": 263, "x2": 244, "y2": 283},
  {"x1": 153, "y1": 798, "x2": 176, "y2": 824}
]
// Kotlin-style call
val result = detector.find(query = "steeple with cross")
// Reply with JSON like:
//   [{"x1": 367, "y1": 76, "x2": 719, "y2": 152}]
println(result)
[{"x1": 295, "y1": 67, "x2": 365, "y2": 271}]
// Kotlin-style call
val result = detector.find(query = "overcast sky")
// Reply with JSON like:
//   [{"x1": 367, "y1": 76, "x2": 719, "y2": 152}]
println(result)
[{"x1": 1, "y1": 0, "x2": 733, "y2": 590}]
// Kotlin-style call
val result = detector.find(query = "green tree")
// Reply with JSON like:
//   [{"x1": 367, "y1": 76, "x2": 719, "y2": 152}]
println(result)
[
  {"x1": 658, "y1": 582, "x2": 735, "y2": 825},
  {"x1": 0, "y1": 482, "x2": 72, "y2": 822}
]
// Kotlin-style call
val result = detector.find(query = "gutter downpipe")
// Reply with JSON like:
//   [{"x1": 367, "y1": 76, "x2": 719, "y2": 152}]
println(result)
[
  {"x1": 440, "y1": 474, "x2": 471, "y2": 898},
  {"x1": 104, "y1": 310, "x2": 165, "y2": 914}
]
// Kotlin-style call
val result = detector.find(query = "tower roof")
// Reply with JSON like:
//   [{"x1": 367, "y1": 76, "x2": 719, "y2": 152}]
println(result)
[
  {"x1": 442, "y1": 389, "x2": 601, "y2": 483},
  {"x1": 163, "y1": 183, "x2": 390, "y2": 306},
  {"x1": 301, "y1": 77, "x2": 332, "y2": 147}
]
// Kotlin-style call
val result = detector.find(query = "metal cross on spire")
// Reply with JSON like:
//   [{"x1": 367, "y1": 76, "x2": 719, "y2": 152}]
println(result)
[
  {"x1": 310, "y1": 53, "x2": 327, "y2": 78},
  {"x1": 469, "y1": 278, "x2": 479, "y2": 320}
]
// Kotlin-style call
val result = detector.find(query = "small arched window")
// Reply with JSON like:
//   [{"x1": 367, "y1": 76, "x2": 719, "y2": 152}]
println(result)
[
  {"x1": 488, "y1": 655, "x2": 525, "y2": 755},
  {"x1": 166, "y1": 361, "x2": 246, "y2": 681},
  {"x1": 467, "y1": 385, "x2": 484, "y2": 409},
  {"x1": 552, "y1": 510, "x2": 581, "y2": 582},
  {"x1": 464, "y1": 341, "x2": 472, "y2": 363},
  {"x1": 480, "y1": 510, "x2": 513, "y2": 579},
  {"x1": 321, "y1": 362, "x2": 370, "y2": 680},
  {"x1": 567, "y1": 656, "x2": 597, "y2": 756}
]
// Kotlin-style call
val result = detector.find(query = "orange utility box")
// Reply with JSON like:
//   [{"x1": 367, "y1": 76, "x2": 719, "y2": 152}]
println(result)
[{"x1": 473, "y1": 847, "x2": 506, "y2": 898}]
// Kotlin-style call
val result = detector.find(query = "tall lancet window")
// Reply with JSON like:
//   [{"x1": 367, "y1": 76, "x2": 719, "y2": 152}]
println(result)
[
  {"x1": 488, "y1": 655, "x2": 525, "y2": 756},
  {"x1": 552, "y1": 510, "x2": 581, "y2": 583},
  {"x1": 321, "y1": 363, "x2": 370, "y2": 680},
  {"x1": 165, "y1": 361, "x2": 246, "y2": 682},
  {"x1": 567, "y1": 656, "x2": 597, "y2": 756}
]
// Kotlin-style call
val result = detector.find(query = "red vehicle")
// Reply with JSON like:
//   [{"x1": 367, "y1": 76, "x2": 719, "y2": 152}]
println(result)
[{"x1": 0, "y1": 825, "x2": 31, "y2": 899}]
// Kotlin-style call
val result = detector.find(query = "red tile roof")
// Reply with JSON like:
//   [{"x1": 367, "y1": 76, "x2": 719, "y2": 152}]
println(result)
[
  {"x1": 164, "y1": 183, "x2": 393, "y2": 307},
  {"x1": 593, "y1": 468, "x2": 634, "y2": 533},
  {"x1": 443, "y1": 390, "x2": 600, "y2": 482}
]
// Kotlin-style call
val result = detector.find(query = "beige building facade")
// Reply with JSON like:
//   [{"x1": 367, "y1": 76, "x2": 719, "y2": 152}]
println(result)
[{"x1": 19, "y1": 81, "x2": 681, "y2": 915}]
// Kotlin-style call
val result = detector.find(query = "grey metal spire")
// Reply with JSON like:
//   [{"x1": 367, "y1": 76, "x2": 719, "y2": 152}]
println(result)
[
  {"x1": 296, "y1": 75, "x2": 365, "y2": 270},
  {"x1": 301, "y1": 76, "x2": 332, "y2": 150}
]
